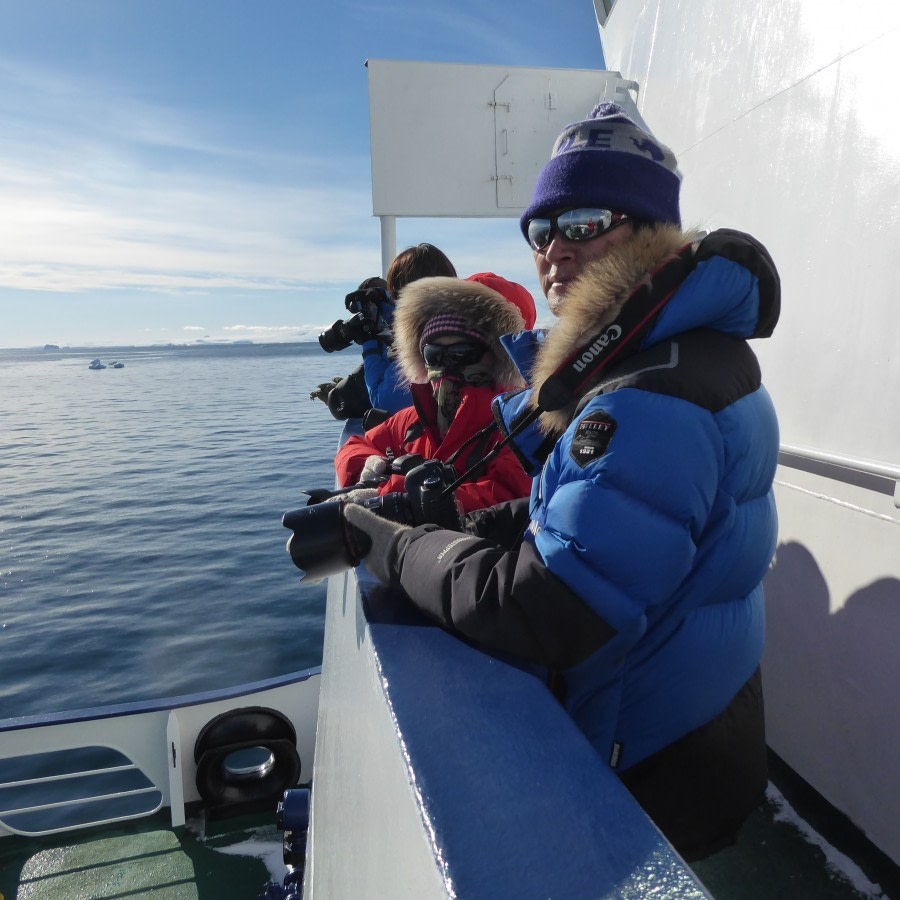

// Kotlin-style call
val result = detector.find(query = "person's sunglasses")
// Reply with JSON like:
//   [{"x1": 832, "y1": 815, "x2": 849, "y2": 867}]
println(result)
[
  {"x1": 421, "y1": 341, "x2": 487, "y2": 368},
  {"x1": 526, "y1": 208, "x2": 630, "y2": 251}
]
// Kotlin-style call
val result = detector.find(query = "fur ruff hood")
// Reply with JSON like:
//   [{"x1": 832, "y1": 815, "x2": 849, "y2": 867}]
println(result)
[
  {"x1": 530, "y1": 224, "x2": 701, "y2": 434},
  {"x1": 393, "y1": 276, "x2": 526, "y2": 389}
]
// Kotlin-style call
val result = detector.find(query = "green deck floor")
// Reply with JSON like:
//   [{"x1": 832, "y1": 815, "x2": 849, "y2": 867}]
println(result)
[
  {"x1": 1, "y1": 782, "x2": 897, "y2": 899},
  {"x1": 0, "y1": 812, "x2": 277, "y2": 899}
]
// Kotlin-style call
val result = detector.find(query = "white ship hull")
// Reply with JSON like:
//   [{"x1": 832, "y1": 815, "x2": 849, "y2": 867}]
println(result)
[{"x1": 597, "y1": 0, "x2": 900, "y2": 867}]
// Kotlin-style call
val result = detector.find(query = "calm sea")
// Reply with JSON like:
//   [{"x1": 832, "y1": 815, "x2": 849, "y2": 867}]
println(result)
[{"x1": 0, "y1": 342, "x2": 355, "y2": 720}]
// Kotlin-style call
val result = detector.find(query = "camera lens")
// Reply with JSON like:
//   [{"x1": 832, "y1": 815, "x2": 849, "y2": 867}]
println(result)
[
  {"x1": 283, "y1": 501, "x2": 358, "y2": 582},
  {"x1": 339, "y1": 313, "x2": 371, "y2": 345},
  {"x1": 363, "y1": 491, "x2": 413, "y2": 525},
  {"x1": 318, "y1": 320, "x2": 353, "y2": 353}
]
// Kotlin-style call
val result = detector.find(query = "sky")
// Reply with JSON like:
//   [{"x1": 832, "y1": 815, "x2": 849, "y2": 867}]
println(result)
[{"x1": 0, "y1": 1, "x2": 605, "y2": 349}]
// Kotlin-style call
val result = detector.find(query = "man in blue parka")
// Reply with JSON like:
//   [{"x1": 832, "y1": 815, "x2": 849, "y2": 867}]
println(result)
[{"x1": 344, "y1": 102, "x2": 781, "y2": 860}]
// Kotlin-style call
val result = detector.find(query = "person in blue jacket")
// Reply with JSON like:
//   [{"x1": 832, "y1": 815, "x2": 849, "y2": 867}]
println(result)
[
  {"x1": 361, "y1": 243, "x2": 458, "y2": 415},
  {"x1": 310, "y1": 245, "x2": 458, "y2": 424},
  {"x1": 342, "y1": 102, "x2": 781, "y2": 861}
]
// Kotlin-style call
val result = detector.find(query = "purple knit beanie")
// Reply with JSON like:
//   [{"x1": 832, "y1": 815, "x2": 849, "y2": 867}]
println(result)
[
  {"x1": 520, "y1": 102, "x2": 681, "y2": 238},
  {"x1": 419, "y1": 313, "x2": 488, "y2": 350}
]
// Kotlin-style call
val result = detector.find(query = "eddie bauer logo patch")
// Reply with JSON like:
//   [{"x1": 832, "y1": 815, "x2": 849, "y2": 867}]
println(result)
[{"x1": 570, "y1": 412, "x2": 617, "y2": 468}]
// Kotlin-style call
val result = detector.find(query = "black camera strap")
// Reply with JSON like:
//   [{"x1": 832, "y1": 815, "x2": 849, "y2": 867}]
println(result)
[
  {"x1": 442, "y1": 421, "x2": 506, "y2": 477},
  {"x1": 437, "y1": 242, "x2": 697, "y2": 499},
  {"x1": 438, "y1": 408, "x2": 541, "y2": 498},
  {"x1": 537, "y1": 242, "x2": 696, "y2": 411}
]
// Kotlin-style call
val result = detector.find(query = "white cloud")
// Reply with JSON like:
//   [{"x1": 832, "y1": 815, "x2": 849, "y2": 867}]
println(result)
[
  {"x1": 0, "y1": 53, "x2": 552, "y2": 348},
  {"x1": 0, "y1": 59, "x2": 383, "y2": 296}
]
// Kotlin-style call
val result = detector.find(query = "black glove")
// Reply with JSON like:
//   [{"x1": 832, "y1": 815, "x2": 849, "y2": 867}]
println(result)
[
  {"x1": 343, "y1": 502, "x2": 410, "y2": 584},
  {"x1": 309, "y1": 377, "x2": 341, "y2": 403},
  {"x1": 463, "y1": 497, "x2": 531, "y2": 549}
]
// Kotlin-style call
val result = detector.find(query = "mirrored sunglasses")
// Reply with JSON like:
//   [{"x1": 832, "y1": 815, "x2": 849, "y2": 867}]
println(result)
[
  {"x1": 421, "y1": 341, "x2": 487, "y2": 368},
  {"x1": 526, "y1": 208, "x2": 630, "y2": 251}
]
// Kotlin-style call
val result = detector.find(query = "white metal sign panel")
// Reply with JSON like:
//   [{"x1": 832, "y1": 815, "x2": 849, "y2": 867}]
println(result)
[{"x1": 367, "y1": 59, "x2": 630, "y2": 218}]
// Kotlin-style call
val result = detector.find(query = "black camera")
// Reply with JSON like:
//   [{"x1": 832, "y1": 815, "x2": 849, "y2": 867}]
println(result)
[
  {"x1": 318, "y1": 287, "x2": 390, "y2": 353},
  {"x1": 283, "y1": 460, "x2": 460, "y2": 582}
]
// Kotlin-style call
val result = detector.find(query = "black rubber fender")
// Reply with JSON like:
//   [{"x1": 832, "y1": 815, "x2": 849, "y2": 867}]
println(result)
[{"x1": 194, "y1": 706, "x2": 302, "y2": 811}]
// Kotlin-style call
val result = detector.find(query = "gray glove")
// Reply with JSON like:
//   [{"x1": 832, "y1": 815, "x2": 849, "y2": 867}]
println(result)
[
  {"x1": 343, "y1": 502, "x2": 410, "y2": 584},
  {"x1": 341, "y1": 487, "x2": 380, "y2": 504},
  {"x1": 360, "y1": 455, "x2": 389, "y2": 483}
]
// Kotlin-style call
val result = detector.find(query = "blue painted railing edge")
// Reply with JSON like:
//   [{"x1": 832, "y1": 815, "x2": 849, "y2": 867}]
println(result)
[
  {"x1": 359, "y1": 572, "x2": 711, "y2": 899},
  {"x1": 0, "y1": 667, "x2": 321, "y2": 732}
]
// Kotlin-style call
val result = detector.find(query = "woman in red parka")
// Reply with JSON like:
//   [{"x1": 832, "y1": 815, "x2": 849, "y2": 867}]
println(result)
[{"x1": 334, "y1": 273, "x2": 535, "y2": 514}]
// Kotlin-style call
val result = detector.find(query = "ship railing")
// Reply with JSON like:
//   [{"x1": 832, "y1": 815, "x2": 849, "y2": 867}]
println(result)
[
  {"x1": 305, "y1": 567, "x2": 712, "y2": 898},
  {"x1": 779, "y1": 444, "x2": 900, "y2": 507}
]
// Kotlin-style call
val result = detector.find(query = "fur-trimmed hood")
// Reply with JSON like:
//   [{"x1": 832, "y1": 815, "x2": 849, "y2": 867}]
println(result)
[
  {"x1": 527, "y1": 224, "x2": 784, "y2": 434},
  {"x1": 393, "y1": 276, "x2": 527, "y2": 389},
  {"x1": 529, "y1": 225, "x2": 697, "y2": 432}
]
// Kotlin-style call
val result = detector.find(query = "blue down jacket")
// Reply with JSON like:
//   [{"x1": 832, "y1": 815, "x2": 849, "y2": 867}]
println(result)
[
  {"x1": 360, "y1": 341, "x2": 411, "y2": 414},
  {"x1": 388, "y1": 226, "x2": 780, "y2": 779},
  {"x1": 360, "y1": 294, "x2": 412, "y2": 414}
]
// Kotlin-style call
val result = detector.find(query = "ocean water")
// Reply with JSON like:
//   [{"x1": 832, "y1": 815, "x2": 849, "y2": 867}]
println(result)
[{"x1": 0, "y1": 342, "x2": 356, "y2": 720}]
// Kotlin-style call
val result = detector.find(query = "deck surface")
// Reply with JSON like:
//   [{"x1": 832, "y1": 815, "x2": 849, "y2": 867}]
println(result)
[
  {"x1": 0, "y1": 787, "x2": 895, "y2": 899},
  {"x1": 0, "y1": 811, "x2": 277, "y2": 899}
]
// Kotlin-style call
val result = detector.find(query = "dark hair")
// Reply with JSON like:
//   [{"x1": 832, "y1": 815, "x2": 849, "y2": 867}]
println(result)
[{"x1": 386, "y1": 243, "x2": 456, "y2": 296}]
